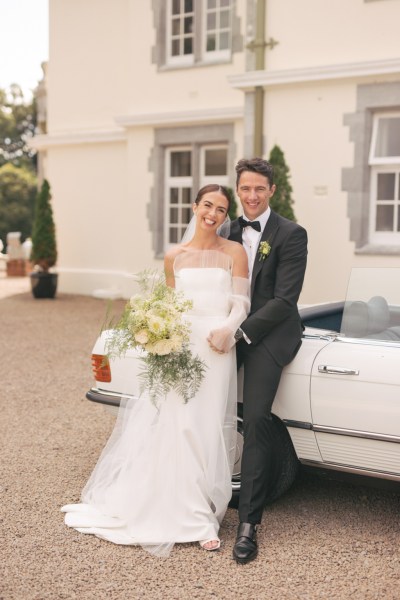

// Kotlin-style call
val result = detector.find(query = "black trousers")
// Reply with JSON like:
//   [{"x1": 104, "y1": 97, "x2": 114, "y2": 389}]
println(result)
[{"x1": 236, "y1": 340, "x2": 284, "y2": 524}]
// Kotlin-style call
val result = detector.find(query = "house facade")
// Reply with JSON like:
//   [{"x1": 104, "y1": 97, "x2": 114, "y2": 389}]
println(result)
[{"x1": 33, "y1": 0, "x2": 400, "y2": 303}]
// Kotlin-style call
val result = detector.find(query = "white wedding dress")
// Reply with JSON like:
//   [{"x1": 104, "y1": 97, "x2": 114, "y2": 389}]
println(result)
[{"x1": 61, "y1": 251, "x2": 249, "y2": 556}]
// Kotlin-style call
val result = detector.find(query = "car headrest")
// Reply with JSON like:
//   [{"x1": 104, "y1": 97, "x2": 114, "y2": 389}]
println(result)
[
  {"x1": 341, "y1": 296, "x2": 390, "y2": 338},
  {"x1": 366, "y1": 296, "x2": 390, "y2": 334},
  {"x1": 341, "y1": 300, "x2": 369, "y2": 337}
]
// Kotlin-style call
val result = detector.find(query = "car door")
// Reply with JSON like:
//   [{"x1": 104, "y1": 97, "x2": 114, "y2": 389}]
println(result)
[{"x1": 310, "y1": 337, "x2": 400, "y2": 477}]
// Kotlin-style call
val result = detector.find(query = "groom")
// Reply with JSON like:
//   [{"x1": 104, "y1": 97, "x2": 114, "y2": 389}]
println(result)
[{"x1": 229, "y1": 157, "x2": 308, "y2": 564}]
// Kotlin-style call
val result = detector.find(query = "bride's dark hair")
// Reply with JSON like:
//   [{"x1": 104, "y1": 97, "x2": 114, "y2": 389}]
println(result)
[{"x1": 194, "y1": 184, "x2": 231, "y2": 212}]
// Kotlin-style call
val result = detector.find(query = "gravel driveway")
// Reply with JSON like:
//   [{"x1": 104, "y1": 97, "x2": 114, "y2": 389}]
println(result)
[{"x1": 1, "y1": 274, "x2": 399, "y2": 600}]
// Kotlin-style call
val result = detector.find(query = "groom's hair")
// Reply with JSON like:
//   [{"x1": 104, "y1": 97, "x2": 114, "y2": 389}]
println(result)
[{"x1": 235, "y1": 157, "x2": 274, "y2": 188}]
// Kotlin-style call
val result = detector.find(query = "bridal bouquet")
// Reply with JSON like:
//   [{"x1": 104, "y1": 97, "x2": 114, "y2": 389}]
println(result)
[{"x1": 105, "y1": 271, "x2": 206, "y2": 405}]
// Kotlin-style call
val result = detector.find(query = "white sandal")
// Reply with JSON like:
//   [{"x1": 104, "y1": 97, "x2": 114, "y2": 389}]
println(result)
[{"x1": 199, "y1": 538, "x2": 221, "y2": 551}]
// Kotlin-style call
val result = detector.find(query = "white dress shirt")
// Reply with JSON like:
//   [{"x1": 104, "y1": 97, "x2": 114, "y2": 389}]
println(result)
[{"x1": 241, "y1": 207, "x2": 271, "y2": 278}]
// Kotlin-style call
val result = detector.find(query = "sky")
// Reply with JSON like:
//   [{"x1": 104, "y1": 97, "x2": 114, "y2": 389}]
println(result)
[{"x1": 0, "y1": 0, "x2": 49, "y2": 99}]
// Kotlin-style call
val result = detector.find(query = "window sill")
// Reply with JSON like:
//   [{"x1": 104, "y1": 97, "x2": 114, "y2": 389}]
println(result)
[
  {"x1": 160, "y1": 57, "x2": 232, "y2": 72},
  {"x1": 355, "y1": 244, "x2": 400, "y2": 255}
]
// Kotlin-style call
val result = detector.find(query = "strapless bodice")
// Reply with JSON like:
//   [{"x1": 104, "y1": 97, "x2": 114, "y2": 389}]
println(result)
[{"x1": 175, "y1": 268, "x2": 231, "y2": 317}]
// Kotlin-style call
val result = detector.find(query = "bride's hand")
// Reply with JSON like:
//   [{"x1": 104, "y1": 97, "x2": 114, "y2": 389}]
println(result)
[
  {"x1": 207, "y1": 336, "x2": 225, "y2": 354},
  {"x1": 207, "y1": 327, "x2": 235, "y2": 354}
]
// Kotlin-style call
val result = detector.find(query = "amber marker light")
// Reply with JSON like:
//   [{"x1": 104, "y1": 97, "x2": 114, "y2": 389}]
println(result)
[{"x1": 91, "y1": 354, "x2": 112, "y2": 383}]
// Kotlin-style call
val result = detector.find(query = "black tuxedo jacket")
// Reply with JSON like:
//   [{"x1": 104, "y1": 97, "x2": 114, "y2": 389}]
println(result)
[{"x1": 230, "y1": 210, "x2": 308, "y2": 367}]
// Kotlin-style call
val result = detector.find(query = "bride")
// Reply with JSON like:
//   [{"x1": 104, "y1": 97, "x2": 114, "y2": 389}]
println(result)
[{"x1": 61, "y1": 184, "x2": 249, "y2": 555}]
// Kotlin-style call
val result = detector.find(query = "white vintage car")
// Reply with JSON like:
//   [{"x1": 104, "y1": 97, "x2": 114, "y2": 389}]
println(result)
[{"x1": 87, "y1": 267, "x2": 400, "y2": 504}]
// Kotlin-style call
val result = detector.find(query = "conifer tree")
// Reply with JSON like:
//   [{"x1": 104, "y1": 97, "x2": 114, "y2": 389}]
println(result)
[
  {"x1": 31, "y1": 179, "x2": 57, "y2": 271},
  {"x1": 268, "y1": 145, "x2": 296, "y2": 222}
]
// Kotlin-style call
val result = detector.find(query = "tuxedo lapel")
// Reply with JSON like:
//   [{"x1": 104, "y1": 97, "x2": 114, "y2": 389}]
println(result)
[
  {"x1": 251, "y1": 211, "x2": 279, "y2": 296},
  {"x1": 229, "y1": 219, "x2": 242, "y2": 243}
]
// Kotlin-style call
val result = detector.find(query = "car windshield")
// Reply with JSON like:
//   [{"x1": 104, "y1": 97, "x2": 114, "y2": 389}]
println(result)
[{"x1": 340, "y1": 268, "x2": 400, "y2": 342}]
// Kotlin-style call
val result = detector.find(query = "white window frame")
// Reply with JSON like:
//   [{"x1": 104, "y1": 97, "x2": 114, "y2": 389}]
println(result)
[
  {"x1": 166, "y1": 0, "x2": 231, "y2": 67},
  {"x1": 164, "y1": 143, "x2": 229, "y2": 250},
  {"x1": 369, "y1": 165, "x2": 400, "y2": 244},
  {"x1": 369, "y1": 113, "x2": 400, "y2": 245},
  {"x1": 369, "y1": 112, "x2": 400, "y2": 166},
  {"x1": 166, "y1": 0, "x2": 195, "y2": 67},
  {"x1": 202, "y1": 0, "x2": 232, "y2": 63},
  {"x1": 164, "y1": 147, "x2": 193, "y2": 249},
  {"x1": 199, "y1": 144, "x2": 229, "y2": 188}
]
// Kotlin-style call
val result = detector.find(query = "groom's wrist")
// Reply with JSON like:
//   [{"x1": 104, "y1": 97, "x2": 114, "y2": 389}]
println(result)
[{"x1": 234, "y1": 328, "x2": 251, "y2": 344}]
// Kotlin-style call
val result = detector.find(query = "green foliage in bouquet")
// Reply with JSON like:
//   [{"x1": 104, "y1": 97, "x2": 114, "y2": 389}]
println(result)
[{"x1": 105, "y1": 270, "x2": 207, "y2": 405}]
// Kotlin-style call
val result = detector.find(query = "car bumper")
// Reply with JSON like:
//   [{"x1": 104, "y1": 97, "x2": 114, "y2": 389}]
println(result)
[{"x1": 86, "y1": 387, "x2": 135, "y2": 407}]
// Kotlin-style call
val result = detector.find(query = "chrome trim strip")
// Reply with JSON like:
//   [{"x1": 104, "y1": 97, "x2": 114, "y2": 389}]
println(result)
[
  {"x1": 282, "y1": 419, "x2": 313, "y2": 430},
  {"x1": 336, "y1": 336, "x2": 400, "y2": 348},
  {"x1": 283, "y1": 420, "x2": 400, "y2": 444},
  {"x1": 91, "y1": 387, "x2": 136, "y2": 401},
  {"x1": 300, "y1": 459, "x2": 400, "y2": 482},
  {"x1": 313, "y1": 424, "x2": 400, "y2": 444}
]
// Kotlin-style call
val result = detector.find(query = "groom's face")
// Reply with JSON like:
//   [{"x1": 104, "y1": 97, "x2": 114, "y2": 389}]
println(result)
[{"x1": 237, "y1": 171, "x2": 276, "y2": 220}]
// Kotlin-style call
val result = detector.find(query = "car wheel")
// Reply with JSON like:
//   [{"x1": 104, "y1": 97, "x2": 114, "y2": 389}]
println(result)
[{"x1": 229, "y1": 405, "x2": 299, "y2": 508}]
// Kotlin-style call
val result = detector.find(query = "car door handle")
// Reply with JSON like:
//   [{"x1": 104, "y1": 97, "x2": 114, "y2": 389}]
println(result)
[{"x1": 318, "y1": 365, "x2": 359, "y2": 375}]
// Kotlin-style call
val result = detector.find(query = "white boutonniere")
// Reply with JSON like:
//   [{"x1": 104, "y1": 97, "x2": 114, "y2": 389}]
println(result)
[{"x1": 258, "y1": 241, "x2": 271, "y2": 261}]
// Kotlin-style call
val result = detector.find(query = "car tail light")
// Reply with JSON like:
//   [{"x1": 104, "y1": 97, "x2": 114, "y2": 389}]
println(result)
[{"x1": 91, "y1": 354, "x2": 111, "y2": 383}]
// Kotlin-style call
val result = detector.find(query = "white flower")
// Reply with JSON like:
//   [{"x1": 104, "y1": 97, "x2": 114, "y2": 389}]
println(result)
[
  {"x1": 151, "y1": 339, "x2": 174, "y2": 355},
  {"x1": 134, "y1": 329, "x2": 149, "y2": 344},
  {"x1": 148, "y1": 315, "x2": 165, "y2": 334},
  {"x1": 258, "y1": 241, "x2": 271, "y2": 261}
]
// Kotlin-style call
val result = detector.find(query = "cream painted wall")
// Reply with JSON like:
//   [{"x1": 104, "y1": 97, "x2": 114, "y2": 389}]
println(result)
[
  {"x1": 48, "y1": 0, "x2": 131, "y2": 131},
  {"x1": 266, "y1": 0, "x2": 400, "y2": 71},
  {"x1": 123, "y1": 0, "x2": 246, "y2": 116},
  {"x1": 39, "y1": 0, "x2": 400, "y2": 301},
  {"x1": 264, "y1": 73, "x2": 400, "y2": 304},
  {"x1": 264, "y1": 80, "x2": 357, "y2": 304}
]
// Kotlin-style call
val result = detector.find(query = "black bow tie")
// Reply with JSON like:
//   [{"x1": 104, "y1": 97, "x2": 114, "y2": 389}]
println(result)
[{"x1": 238, "y1": 216, "x2": 261, "y2": 232}]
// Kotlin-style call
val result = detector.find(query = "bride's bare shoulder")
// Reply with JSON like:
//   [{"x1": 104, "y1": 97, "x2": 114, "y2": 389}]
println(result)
[
  {"x1": 164, "y1": 244, "x2": 190, "y2": 267},
  {"x1": 220, "y1": 238, "x2": 246, "y2": 258}
]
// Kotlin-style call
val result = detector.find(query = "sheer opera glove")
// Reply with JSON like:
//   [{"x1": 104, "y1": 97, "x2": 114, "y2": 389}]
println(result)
[{"x1": 207, "y1": 277, "x2": 250, "y2": 354}]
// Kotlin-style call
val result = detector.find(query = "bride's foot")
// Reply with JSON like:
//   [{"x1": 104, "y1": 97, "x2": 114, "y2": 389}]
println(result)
[{"x1": 199, "y1": 538, "x2": 221, "y2": 551}]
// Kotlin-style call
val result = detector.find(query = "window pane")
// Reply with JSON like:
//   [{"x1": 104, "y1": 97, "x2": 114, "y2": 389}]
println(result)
[
  {"x1": 172, "y1": 0, "x2": 180, "y2": 15},
  {"x1": 172, "y1": 18, "x2": 180, "y2": 35},
  {"x1": 206, "y1": 34, "x2": 216, "y2": 51},
  {"x1": 204, "y1": 148, "x2": 228, "y2": 176},
  {"x1": 184, "y1": 0, "x2": 193, "y2": 11},
  {"x1": 207, "y1": 13, "x2": 217, "y2": 29},
  {"x1": 183, "y1": 37, "x2": 193, "y2": 54},
  {"x1": 221, "y1": 0, "x2": 230, "y2": 6},
  {"x1": 219, "y1": 31, "x2": 229, "y2": 50},
  {"x1": 182, "y1": 207, "x2": 192, "y2": 223},
  {"x1": 376, "y1": 205, "x2": 394, "y2": 231},
  {"x1": 169, "y1": 228, "x2": 179, "y2": 243},
  {"x1": 182, "y1": 187, "x2": 192, "y2": 203},
  {"x1": 375, "y1": 117, "x2": 400, "y2": 158},
  {"x1": 170, "y1": 188, "x2": 179, "y2": 204},
  {"x1": 220, "y1": 9, "x2": 230, "y2": 28},
  {"x1": 184, "y1": 16, "x2": 193, "y2": 34},
  {"x1": 170, "y1": 151, "x2": 191, "y2": 176},
  {"x1": 208, "y1": 0, "x2": 217, "y2": 8},
  {"x1": 377, "y1": 173, "x2": 395, "y2": 200},
  {"x1": 171, "y1": 39, "x2": 180, "y2": 56},
  {"x1": 170, "y1": 207, "x2": 178, "y2": 222}
]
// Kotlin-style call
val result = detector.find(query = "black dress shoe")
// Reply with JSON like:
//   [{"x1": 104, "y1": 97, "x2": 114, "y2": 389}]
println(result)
[{"x1": 233, "y1": 522, "x2": 258, "y2": 564}]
